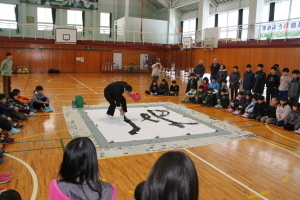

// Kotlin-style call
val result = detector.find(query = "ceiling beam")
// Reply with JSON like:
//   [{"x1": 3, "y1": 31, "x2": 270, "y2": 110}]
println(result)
[
  {"x1": 209, "y1": 0, "x2": 218, "y2": 7},
  {"x1": 172, "y1": 0, "x2": 198, "y2": 9}
]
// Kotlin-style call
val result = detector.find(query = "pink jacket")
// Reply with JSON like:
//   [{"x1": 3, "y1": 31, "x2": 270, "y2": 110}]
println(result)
[
  {"x1": 276, "y1": 104, "x2": 292, "y2": 121},
  {"x1": 49, "y1": 179, "x2": 117, "y2": 200}
]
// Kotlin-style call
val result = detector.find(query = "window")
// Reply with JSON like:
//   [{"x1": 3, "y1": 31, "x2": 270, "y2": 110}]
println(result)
[
  {"x1": 274, "y1": 0, "x2": 290, "y2": 21},
  {"x1": 100, "y1": 12, "x2": 110, "y2": 34},
  {"x1": 67, "y1": 10, "x2": 83, "y2": 31},
  {"x1": 208, "y1": 15, "x2": 215, "y2": 28},
  {"x1": 218, "y1": 10, "x2": 238, "y2": 39},
  {"x1": 0, "y1": 3, "x2": 17, "y2": 29},
  {"x1": 228, "y1": 10, "x2": 238, "y2": 26},
  {"x1": 262, "y1": 4, "x2": 270, "y2": 22},
  {"x1": 290, "y1": 0, "x2": 300, "y2": 18},
  {"x1": 218, "y1": 12, "x2": 228, "y2": 27},
  {"x1": 37, "y1": 7, "x2": 53, "y2": 31},
  {"x1": 242, "y1": 9, "x2": 249, "y2": 25},
  {"x1": 182, "y1": 18, "x2": 196, "y2": 40}
]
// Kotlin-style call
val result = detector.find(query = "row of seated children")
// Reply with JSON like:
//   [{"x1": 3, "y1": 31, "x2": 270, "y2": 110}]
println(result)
[
  {"x1": 227, "y1": 93, "x2": 300, "y2": 133},
  {"x1": 145, "y1": 79, "x2": 179, "y2": 96}
]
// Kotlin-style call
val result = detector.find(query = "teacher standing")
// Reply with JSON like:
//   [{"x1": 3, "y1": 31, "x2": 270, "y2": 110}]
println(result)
[
  {"x1": 104, "y1": 81, "x2": 132, "y2": 117},
  {"x1": 0, "y1": 53, "x2": 13, "y2": 95}
]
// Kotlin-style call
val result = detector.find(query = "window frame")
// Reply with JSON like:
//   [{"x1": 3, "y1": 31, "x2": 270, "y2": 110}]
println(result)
[
  {"x1": 100, "y1": 12, "x2": 111, "y2": 34},
  {"x1": 0, "y1": 3, "x2": 17, "y2": 30},
  {"x1": 37, "y1": 7, "x2": 53, "y2": 31},
  {"x1": 67, "y1": 10, "x2": 83, "y2": 32}
]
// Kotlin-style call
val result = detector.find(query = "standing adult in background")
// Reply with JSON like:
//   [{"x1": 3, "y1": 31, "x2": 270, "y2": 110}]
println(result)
[
  {"x1": 210, "y1": 58, "x2": 220, "y2": 79},
  {"x1": 193, "y1": 60, "x2": 205, "y2": 84},
  {"x1": 0, "y1": 53, "x2": 13, "y2": 95},
  {"x1": 151, "y1": 62, "x2": 162, "y2": 81},
  {"x1": 104, "y1": 81, "x2": 132, "y2": 117}
]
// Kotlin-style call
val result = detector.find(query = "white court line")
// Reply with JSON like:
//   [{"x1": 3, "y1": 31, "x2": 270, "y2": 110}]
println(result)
[
  {"x1": 184, "y1": 148, "x2": 269, "y2": 200},
  {"x1": 67, "y1": 74, "x2": 99, "y2": 94},
  {"x1": 266, "y1": 125, "x2": 300, "y2": 143},
  {"x1": 252, "y1": 138, "x2": 300, "y2": 159},
  {"x1": 5, "y1": 154, "x2": 38, "y2": 200}
]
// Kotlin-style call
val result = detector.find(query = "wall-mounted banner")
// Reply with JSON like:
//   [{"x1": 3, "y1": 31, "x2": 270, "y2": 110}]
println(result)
[
  {"x1": 260, "y1": 20, "x2": 300, "y2": 38},
  {"x1": 20, "y1": 0, "x2": 98, "y2": 10}
]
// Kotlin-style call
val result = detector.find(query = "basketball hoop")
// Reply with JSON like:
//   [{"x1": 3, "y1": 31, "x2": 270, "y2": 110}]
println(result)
[
  {"x1": 64, "y1": 39, "x2": 70, "y2": 43},
  {"x1": 178, "y1": 44, "x2": 187, "y2": 51}
]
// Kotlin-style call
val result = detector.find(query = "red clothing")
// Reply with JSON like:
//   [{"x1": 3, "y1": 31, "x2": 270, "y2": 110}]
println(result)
[
  {"x1": 17, "y1": 95, "x2": 32, "y2": 104},
  {"x1": 201, "y1": 83, "x2": 209, "y2": 92}
]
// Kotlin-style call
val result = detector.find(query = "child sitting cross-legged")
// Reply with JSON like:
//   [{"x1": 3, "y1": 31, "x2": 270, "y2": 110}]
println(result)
[
  {"x1": 242, "y1": 95, "x2": 258, "y2": 118},
  {"x1": 182, "y1": 87, "x2": 196, "y2": 103},
  {"x1": 0, "y1": 94, "x2": 27, "y2": 122},
  {"x1": 169, "y1": 80, "x2": 179, "y2": 96},
  {"x1": 215, "y1": 88, "x2": 229, "y2": 108},
  {"x1": 194, "y1": 85, "x2": 206, "y2": 104},
  {"x1": 260, "y1": 97, "x2": 279, "y2": 124},
  {"x1": 201, "y1": 88, "x2": 217, "y2": 107},
  {"x1": 227, "y1": 91, "x2": 246, "y2": 113},
  {"x1": 209, "y1": 76, "x2": 220, "y2": 94},
  {"x1": 33, "y1": 85, "x2": 53, "y2": 112},
  {"x1": 7, "y1": 92, "x2": 37, "y2": 117},
  {"x1": 233, "y1": 92, "x2": 252, "y2": 115},
  {"x1": 283, "y1": 103, "x2": 300, "y2": 131},
  {"x1": 158, "y1": 79, "x2": 169, "y2": 95},
  {"x1": 12, "y1": 88, "x2": 36, "y2": 112},
  {"x1": 201, "y1": 77, "x2": 209, "y2": 92},
  {"x1": 248, "y1": 95, "x2": 267, "y2": 121},
  {"x1": 145, "y1": 80, "x2": 159, "y2": 95},
  {"x1": 273, "y1": 97, "x2": 291, "y2": 127}
]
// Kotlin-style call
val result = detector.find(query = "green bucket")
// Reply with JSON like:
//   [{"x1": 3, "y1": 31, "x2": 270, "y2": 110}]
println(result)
[{"x1": 75, "y1": 95, "x2": 84, "y2": 108}]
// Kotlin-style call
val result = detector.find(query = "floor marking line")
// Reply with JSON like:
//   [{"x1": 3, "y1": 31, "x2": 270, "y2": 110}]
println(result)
[
  {"x1": 67, "y1": 74, "x2": 99, "y2": 94},
  {"x1": 258, "y1": 136, "x2": 300, "y2": 151},
  {"x1": 23, "y1": 74, "x2": 31, "y2": 90},
  {"x1": 60, "y1": 139, "x2": 65, "y2": 150},
  {"x1": 248, "y1": 191, "x2": 271, "y2": 199},
  {"x1": 5, "y1": 147, "x2": 62, "y2": 153},
  {"x1": 266, "y1": 125, "x2": 300, "y2": 143},
  {"x1": 239, "y1": 124, "x2": 266, "y2": 128},
  {"x1": 184, "y1": 148, "x2": 269, "y2": 200},
  {"x1": 14, "y1": 129, "x2": 69, "y2": 140},
  {"x1": 282, "y1": 174, "x2": 291, "y2": 183},
  {"x1": 14, "y1": 138, "x2": 73, "y2": 144},
  {"x1": 5, "y1": 154, "x2": 38, "y2": 200},
  {"x1": 252, "y1": 138, "x2": 300, "y2": 159}
]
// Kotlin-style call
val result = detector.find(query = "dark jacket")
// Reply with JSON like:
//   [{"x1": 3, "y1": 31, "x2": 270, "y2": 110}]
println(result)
[
  {"x1": 243, "y1": 70, "x2": 255, "y2": 90},
  {"x1": 158, "y1": 83, "x2": 169, "y2": 95},
  {"x1": 104, "y1": 81, "x2": 128, "y2": 107},
  {"x1": 210, "y1": 63, "x2": 220, "y2": 77},
  {"x1": 149, "y1": 84, "x2": 159, "y2": 93},
  {"x1": 217, "y1": 94, "x2": 229, "y2": 108},
  {"x1": 252, "y1": 101, "x2": 267, "y2": 117},
  {"x1": 284, "y1": 109, "x2": 300, "y2": 130},
  {"x1": 229, "y1": 71, "x2": 241, "y2": 89},
  {"x1": 240, "y1": 98, "x2": 252, "y2": 110},
  {"x1": 233, "y1": 96, "x2": 246, "y2": 107},
  {"x1": 186, "y1": 78, "x2": 197, "y2": 93},
  {"x1": 266, "y1": 74, "x2": 280, "y2": 89},
  {"x1": 0, "y1": 102, "x2": 14, "y2": 115},
  {"x1": 193, "y1": 64, "x2": 205, "y2": 77},
  {"x1": 203, "y1": 93, "x2": 216, "y2": 106},
  {"x1": 265, "y1": 104, "x2": 278, "y2": 118},
  {"x1": 6, "y1": 98, "x2": 27, "y2": 110},
  {"x1": 252, "y1": 71, "x2": 266, "y2": 94},
  {"x1": 216, "y1": 69, "x2": 227, "y2": 83},
  {"x1": 288, "y1": 77, "x2": 300, "y2": 98},
  {"x1": 170, "y1": 85, "x2": 179, "y2": 93}
]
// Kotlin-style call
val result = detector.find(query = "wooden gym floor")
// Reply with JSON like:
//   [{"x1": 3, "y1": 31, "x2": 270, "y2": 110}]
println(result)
[{"x1": 1, "y1": 73, "x2": 300, "y2": 200}]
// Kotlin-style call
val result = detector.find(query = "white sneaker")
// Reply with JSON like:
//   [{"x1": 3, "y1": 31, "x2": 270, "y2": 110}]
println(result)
[{"x1": 295, "y1": 129, "x2": 300, "y2": 134}]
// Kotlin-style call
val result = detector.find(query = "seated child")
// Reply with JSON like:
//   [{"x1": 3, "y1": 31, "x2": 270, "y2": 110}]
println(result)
[
  {"x1": 261, "y1": 97, "x2": 278, "y2": 124},
  {"x1": 208, "y1": 77, "x2": 220, "y2": 94},
  {"x1": 219, "y1": 80, "x2": 229, "y2": 95},
  {"x1": 0, "y1": 94, "x2": 27, "y2": 122},
  {"x1": 33, "y1": 85, "x2": 53, "y2": 112},
  {"x1": 185, "y1": 73, "x2": 197, "y2": 93},
  {"x1": 233, "y1": 93, "x2": 252, "y2": 115},
  {"x1": 12, "y1": 88, "x2": 36, "y2": 112},
  {"x1": 201, "y1": 88, "x2": 217, "y2": 107},
  {"x1": 242, "y1": 95, "x2": 258, "y2": 118},
  {"x1": 145, "y1": 80, "x2": 159, "y2": 95},
  {"x1": 201, "y1": 77, "x2": 209, "y2": 92},
  {"x1": 194, "y1": 85, "x2": 206, "y2": 104},
  {"x1": 0, "y1": 115, "x2": 21, "y2": 134},
  {"x1": 248, "y1": 95, "x2": 267, "y2": 120},
  {"x1": 169, "y1": 80, "x2": 179, "y2": 96},
  {"x1": 158, "y1": 79, "x2": 169, "y2": 95},
  {"x1": 182, "y1": 87, "x2": 196, "y2": 103},
  {"x1": 7, "y1": 92, "x2": 36, "y2": 117},
  {"x1": 215, "y1": 88, "x2": 229, "y2": 108},
  {"x1": 227, "y1": 91, "x2": 245, "y2": 112},
  {"x1": 283, "y1": 103, "x2": 300, "y2": 131},
  {"x1": 273, "y1": 97, "x2": 291, "y2": 127}
]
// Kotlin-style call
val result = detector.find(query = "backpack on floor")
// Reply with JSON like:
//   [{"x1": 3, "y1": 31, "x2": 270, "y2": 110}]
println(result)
[{"x1": 48, "y1": 69, "x2": 55, "y2": 73}]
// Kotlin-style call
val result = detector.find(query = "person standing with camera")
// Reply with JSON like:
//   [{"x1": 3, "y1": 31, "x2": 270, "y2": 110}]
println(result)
[{"x1": 151, "y1": 62, "x2": 162, "y2": 81}]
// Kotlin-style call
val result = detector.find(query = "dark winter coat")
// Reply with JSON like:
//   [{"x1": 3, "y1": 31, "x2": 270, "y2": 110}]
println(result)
[
  {"x1": 265, "y1": 104, "x2": 278, "y2": 118},
  {"x1": 149, "y1": 84, "x2": 159, "y2": 93},
  {"x1": 203, "y1": 93, "x2": 216, "y2": 106},
  {"x1": 217, "y1": 94, "x2": 229, "y2": 108},
  {"x1": 252, "y1": 101, "x2": 267, "y2": 117},
  {"x1": 266, "y1": 74, "x2": 280, "y2": 89},
  {"x1": 186, "y1": 78, "x2": 198, "y2": 93},
  {"x1": 229, "y1": 71, "x2": 241, "y2": 89},
  {"x1": 216, "y1": 69, "x2": 227, "y2": 83},
  {"x1": 193, "y1": 65, "x2": 205, "y2": 77},
  {"x1": 252, "y1": 71, "x2": 266, "y2": 94},
  {"x1": 170, "y1": 85, "x2": 179, "y2": 93},
  {"x1": 288, "y1": 77, "x2": 300, "y2": 98},
  {"x1": 233, "y1": 96, "x2": 246, "y2": 107},
  {"x1": 284, "y1": 109, "x2": 300, "y2": 130},
  {"x1": 0, "y1": 102, "x2": 14, "y2": 115},
  {"x1": 158, "y1": 83, "x2": 169, "y2": 95},
  {"x1": 210, "y1": 63, "x2": 220, "y2": 78},
  {"x1": 243, "y1": 70, "x2": 255, "y2": 90}
]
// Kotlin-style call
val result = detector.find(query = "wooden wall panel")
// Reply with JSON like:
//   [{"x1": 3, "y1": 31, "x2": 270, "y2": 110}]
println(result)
[
  {"x1": 122, "y1": 53, "x2": 140, "y2": 65},
  {"x1": 54, "y1": 50, "x2": 76, "y2": 72}
]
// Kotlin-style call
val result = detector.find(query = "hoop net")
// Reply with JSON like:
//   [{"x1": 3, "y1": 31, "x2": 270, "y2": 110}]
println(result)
[{"x1": 64, "y1": 39, "x2": 70, "y2": 43}]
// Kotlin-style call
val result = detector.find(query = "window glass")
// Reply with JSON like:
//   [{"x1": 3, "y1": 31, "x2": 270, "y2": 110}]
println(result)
[
  {"x1": 37, "y1": 7, "x2": 53, "y2": 30},
  {"x1": 243, "y1": 9, "x2": 249, "y2": 25},
  {"x1": 67, "y1": 10, "x2": 83, "y2": 31},
  {"x1": 228, "y1": 10, "x2": 238, "y2": 26},
  {"x1": 208, "y1": 15, "x2": 215, "y2": 28},
  {"x1": 274, "y1": 0, "x2": 290, "y2": 21},
  {"x1": 100, "y1": 13, "x2": 110, "y2": 34},
  {"x1": 262, "y1": 4, "x2": 270, "y2": 22},
  {"x1": 290, "y1": 0, "x2": 300, "y2": 18},
  {"x1": 0, "y1": 3, "x2": 17, "y2": 29},
  {"x1": 218, "y1": 12, "x2": 228, "y2": 27}
]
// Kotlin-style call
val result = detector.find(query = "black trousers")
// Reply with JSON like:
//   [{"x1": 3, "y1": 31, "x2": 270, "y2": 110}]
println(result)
[
  {"x1": 0, "y1": 116, "x2": 13, "y2": 131},
  {"x1": 283, "y1": 123, "x2": 295, "y2": 131},
  {"x1": 104, "y1": 92, "x2": 127, "y2": 116},
  {"x1": 33, "y1": 97, "x2": 49, "y2": 109},
  {"x1": 3, "y1": 110, "x2": 23, "y2": 120},
  {"x1": 230, "y1": 88, "x2": 238, "y2": 100},
  {"x1": 266, "y1": 87, "x2": 278, "y2": 104}
]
